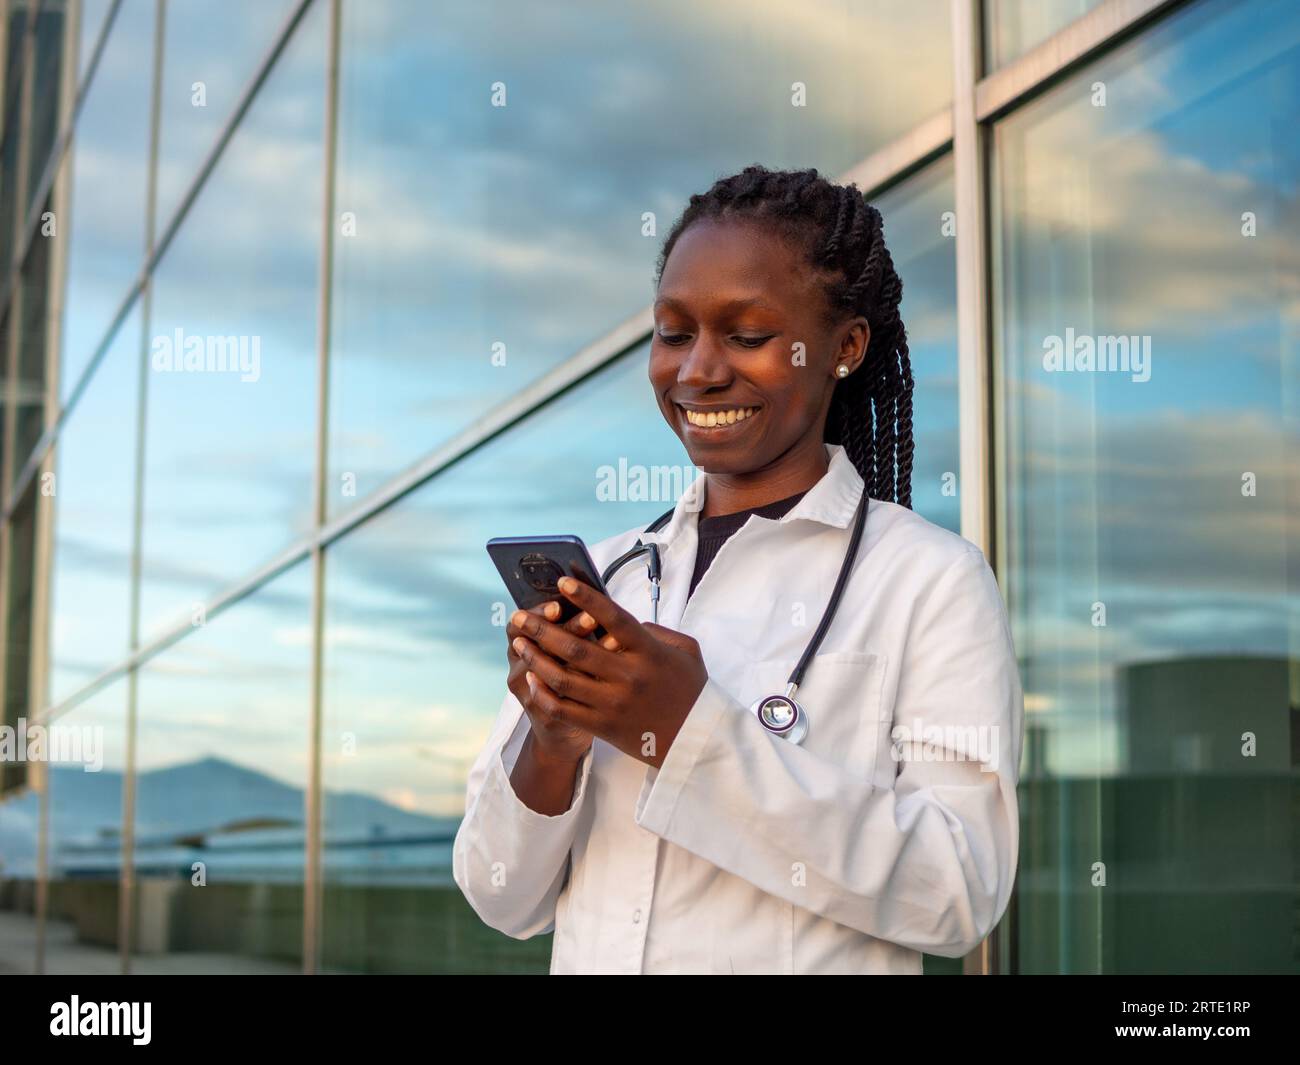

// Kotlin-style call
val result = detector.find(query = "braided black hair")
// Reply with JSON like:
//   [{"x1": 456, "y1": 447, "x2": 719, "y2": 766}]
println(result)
[{"x1": 654, "y1": 165, "x2": 914, "y2": 508}]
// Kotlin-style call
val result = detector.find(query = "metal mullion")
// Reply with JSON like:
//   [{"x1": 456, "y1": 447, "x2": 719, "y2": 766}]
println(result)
[
  {"x1": 0, "y1": 0, "x2": 35, "y2": 972},
  {"x1": 0, "y1": 0, "x2": 9, "y2": 145},
  {"x1": 118, "y1": 0, "x2": 164, "y2": 977},
  {"x1": 30, "y1": 0, "x2": 80, "y2": 977},
  {"x1": 0, "y1": 0, "x2": 16, "y2": 750},
  {"x1": 303, "y1": 0, "x2": 340, "y2": 977},
  {"x1": 0, "y1": 0, "x2": 38, "y2": 752},
  {"x1": 952, "y1": 0, "x2": 993, "y2": 564},
  {"x1": 951, "y1": 0, "x2": 998, "y2": 976}
]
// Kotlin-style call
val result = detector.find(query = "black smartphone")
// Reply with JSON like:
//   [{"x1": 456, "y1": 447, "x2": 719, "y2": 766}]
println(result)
[{"x1": 486, "y1": 535, "x2": 607, "y2": 629}]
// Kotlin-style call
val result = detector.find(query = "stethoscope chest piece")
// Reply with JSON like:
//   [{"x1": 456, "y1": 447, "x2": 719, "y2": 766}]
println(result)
[{"x1": 749, "y1": 691, "x2": 809, "y2": 745}]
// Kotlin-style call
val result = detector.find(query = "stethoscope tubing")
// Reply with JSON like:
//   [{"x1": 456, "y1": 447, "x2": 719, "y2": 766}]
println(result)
[{"x1": 602, "y1": 486, "x2": 870, "y2": 742}]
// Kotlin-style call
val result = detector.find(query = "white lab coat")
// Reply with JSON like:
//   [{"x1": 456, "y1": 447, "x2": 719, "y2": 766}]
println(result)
[{"x1": 453, "y1": 442, "x2": 1023, "y2": 974}]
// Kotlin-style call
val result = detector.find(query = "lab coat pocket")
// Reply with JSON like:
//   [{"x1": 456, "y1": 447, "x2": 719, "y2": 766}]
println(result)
[{"x1": 747, "y1": 650, "x2": 888, "y2": 776}]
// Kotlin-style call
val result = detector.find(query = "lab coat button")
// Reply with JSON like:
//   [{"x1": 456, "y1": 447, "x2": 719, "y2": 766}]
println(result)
[{"x1": 632, "y1": 909, "x2": 642, "y2": 924}]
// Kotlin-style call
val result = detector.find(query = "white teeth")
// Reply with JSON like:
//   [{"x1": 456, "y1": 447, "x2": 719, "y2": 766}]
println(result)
[{"x1": 683, "y1": 406, "x2": 757, "y2": 427}]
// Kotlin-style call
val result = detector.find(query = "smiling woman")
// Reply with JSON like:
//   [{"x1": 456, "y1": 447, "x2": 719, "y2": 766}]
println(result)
[
  {"x1": 647, "y1": 167, "x2": 914, "y2": 514},
  {"x1": 453, "y1": 165, "x2": 1024, "y2": 975}
]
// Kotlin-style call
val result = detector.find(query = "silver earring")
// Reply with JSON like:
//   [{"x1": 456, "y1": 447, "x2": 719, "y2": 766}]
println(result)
[{"x1": 836, "y1": 364, "x2": 850, "y2": 378}]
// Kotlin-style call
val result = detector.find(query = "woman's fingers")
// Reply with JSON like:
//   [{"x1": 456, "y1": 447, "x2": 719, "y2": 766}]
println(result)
[
  {"x1": 565, "y1": 610, "x2": 600, "y2": 638},
  {"x1": 556, "y1": 577, "x2": 641, "y2": 652},
  {"x1": 512, "y1": 636, "x2": 604, "y2": 706},
  {"x1": 510, "y1": 606, "x2": 623, "y2": 681},
  {"x1": 506, "y1": 600, "x2": 562, "y2": 657},
  {"x1": 507, "y1": 601, "x2": 608, "y2": 648},
  {"x1": 520, "y1": 669, "x2": 601, "y2": 735},
  {"x1": 568, "y1": 609, "x2": 622, "y2": 650}
]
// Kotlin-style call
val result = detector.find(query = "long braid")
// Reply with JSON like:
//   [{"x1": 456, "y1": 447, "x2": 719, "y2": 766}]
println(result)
[{"x1": 655, "y1": 165, "x2": 914, "y2": 508}]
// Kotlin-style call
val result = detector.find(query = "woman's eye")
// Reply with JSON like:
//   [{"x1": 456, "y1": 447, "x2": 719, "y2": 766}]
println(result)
[{"x1": 656, "y1": 332, "x2": 773, "y2": 348}]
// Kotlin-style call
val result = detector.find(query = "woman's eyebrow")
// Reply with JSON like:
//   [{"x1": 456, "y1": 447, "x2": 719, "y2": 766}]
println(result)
[{"x1": 654, "y1": 295, "x2": 781, "y2": 313}]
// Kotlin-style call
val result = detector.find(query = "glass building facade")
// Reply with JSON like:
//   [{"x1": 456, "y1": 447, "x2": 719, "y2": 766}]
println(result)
[{"x1": 0, "y1": 0, "x2": 1294, "y2": 975}]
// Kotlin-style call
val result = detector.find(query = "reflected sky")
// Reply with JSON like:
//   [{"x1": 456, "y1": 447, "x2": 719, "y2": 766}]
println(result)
[
  {"x1": 48, "y1": 306, "x2": 140, "y2": 706},
  {"x1": 327, "y1": 0, "x2": 953, "y2": 515},
  {"x1": 153, "y1": 0, "x2": 298, "y2": 231},
  {"x1": 985, "y1": 0, "x2": 1103, "y2": 69},
  {"x1": 139, "y1": 0, "x2": 325, "y2": 642},
  {"x1": 77, "y1": 0, "x2": 113, "y2": 82},
  {"x1": 60, "y1": 0, "x2": 152, "y2": 404},
  {"x1": 994, "y1": 0, "x2": 1300, "y2": 777},
  {"x1": 874, "y1": 156, "x2": 959, "y2": 532}
]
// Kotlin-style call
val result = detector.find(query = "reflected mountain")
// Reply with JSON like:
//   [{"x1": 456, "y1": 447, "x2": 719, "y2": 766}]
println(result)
[{"x1": 0, "y1": 756, "x2": 458, "y2": 885}]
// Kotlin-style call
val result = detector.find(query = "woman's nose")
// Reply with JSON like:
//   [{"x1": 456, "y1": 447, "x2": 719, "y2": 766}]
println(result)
[{"x1": 677, "y1": 332, "x2": 732, "y2": 389}]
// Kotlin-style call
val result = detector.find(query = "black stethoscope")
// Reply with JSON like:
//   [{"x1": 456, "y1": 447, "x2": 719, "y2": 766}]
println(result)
[{"x1": 601, "y1": 489, "x2": 868, "y2": 745}]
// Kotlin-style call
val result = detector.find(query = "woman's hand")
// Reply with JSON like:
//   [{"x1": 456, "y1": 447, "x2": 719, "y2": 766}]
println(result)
[
  {"x1": 506, "y1": 600, "x2": 600, "y2": 764},
  {"x1": 509, "y1": 576, "x2": 709, "y2": 768}
]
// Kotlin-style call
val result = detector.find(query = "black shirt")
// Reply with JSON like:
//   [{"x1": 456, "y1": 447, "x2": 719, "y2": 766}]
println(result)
[{"x1": 688, "y1": 488, "x2": 809, "y2": 600}]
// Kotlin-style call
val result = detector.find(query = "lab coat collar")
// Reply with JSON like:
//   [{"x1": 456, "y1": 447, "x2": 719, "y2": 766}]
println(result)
[{"x1": 644, "y1": 443, "x2": 866, "y2": 550}]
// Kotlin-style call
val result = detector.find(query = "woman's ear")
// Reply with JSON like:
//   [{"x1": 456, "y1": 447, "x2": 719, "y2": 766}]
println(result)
[{"x1": 834, "y1": 316, "x2": 871, "y2": 377}]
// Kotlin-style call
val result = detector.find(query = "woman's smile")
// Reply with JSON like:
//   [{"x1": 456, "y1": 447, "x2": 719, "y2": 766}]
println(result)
[{"x1": 676, "y1": 402, "x2": 762, "y2": 440}]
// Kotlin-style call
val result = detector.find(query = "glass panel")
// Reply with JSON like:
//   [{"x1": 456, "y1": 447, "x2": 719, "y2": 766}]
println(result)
[
  {"x1": 77, "y1": 0, "x2": 114, "y2": 85},
  {"x1": 131, "y1": 563, "x2": 311, "y2": 973},
  {"x1": 1, "y1": 486, "x2": 38, "y2": 795},
  {"x1": 153, "y1": 0, "x2": 297, "y2": 232},
  {"x1": 0, "y1": 4, "x2": 25, "y2": 293},
  {"x1": 327, "y1": 0, "x2": 953, "y2": 516},
  {"x1": 49, "y1": 306, "x2": 140, "y2": 706},
  {"x1": 10, "y1": 199, "x2": 52, "y2": 481},
  {"x1": 0, "y1": 765, "x2": 38, "y2": 971},
  {"x1": 24, "y1": 3, "x2": 65, "y2": 213},
  {"x1": 3, "y1": 4, "x2": 27, "y2": 124},
  {"x1": 873, "y1": 156, "x2": 959, "y2": 532},
  {"x1": 45, "y1": 683, "x2": 128, "y2": 974},
  {"x1": 140, "y1": 1, "x2": 323, "y2": 642},
  {"x1": 321, "y1": 346, "x2": 686, "y2": 973},
  {"x1": 0, "y1": 308, "x2": 8, "y2": 470},
  {"x1": 60, "y1": 0, "x2": 153, "y2": 403},
  {"x1": 985, "y1": 0, "x2": 1104, "y2": 70},
  {"x1": 0, "y1": 487, "x2": 40, "y2": 963},
  {"x1": 0, "y1": 90, "x2": 21, "y2": 292},
  {"x1": 992, "y1": 0, "x2": 1300, "y2": 973}
]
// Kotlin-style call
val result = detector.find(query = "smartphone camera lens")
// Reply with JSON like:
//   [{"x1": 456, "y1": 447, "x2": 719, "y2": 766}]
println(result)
[{"x1": 519, "y1": 552, "x2": 564, "y2": 594}]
